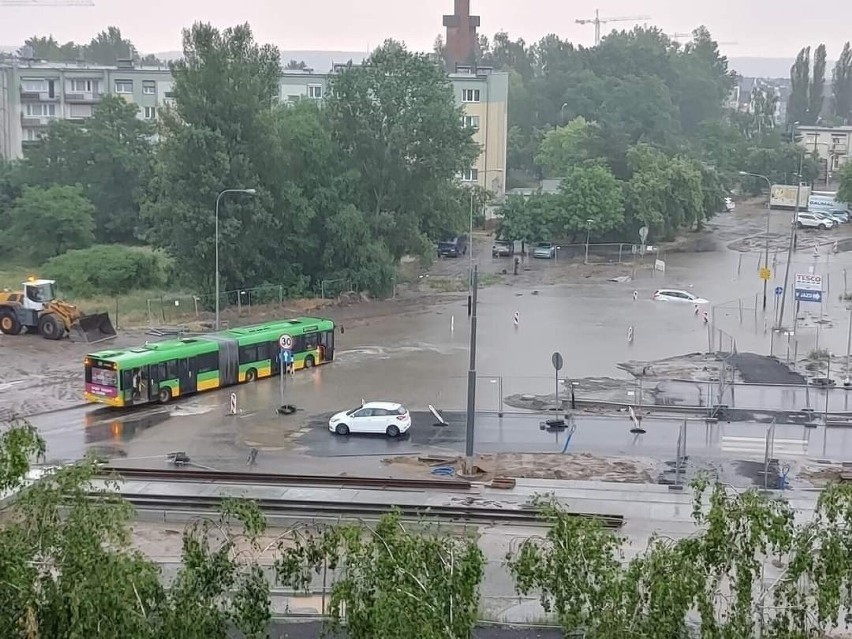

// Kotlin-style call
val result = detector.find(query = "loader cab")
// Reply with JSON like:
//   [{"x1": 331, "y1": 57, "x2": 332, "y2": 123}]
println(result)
[{"x1": 23, "y1": 279, "x2": 56, "y2": 312}]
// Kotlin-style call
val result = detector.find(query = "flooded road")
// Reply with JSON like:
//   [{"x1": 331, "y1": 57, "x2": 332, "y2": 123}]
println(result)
[{"x1": 21, "y1": 201, "x2": 852, "y2": 481}]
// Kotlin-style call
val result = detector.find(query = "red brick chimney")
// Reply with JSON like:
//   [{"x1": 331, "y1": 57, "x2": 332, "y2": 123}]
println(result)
[{"x1": 443, "y1": 0, "x2": 480, "y2": 71}]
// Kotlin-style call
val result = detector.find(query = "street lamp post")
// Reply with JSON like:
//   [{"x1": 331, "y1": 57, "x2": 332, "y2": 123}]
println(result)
[
  {"x1": 215, "y1": 188, "x2": 256, "y2": 331},
  {"x1": 777, "y1": 154, "x2": 805, "y2": 331},
  {"x1": 739, "y1": 171, "x2": 773, "y2": 311},
  {"x1": 467, "y1": 168, "x2": 504, "y2": 315},
  {"x1": 584, "y1": 219, "x2": 593, "y2": 265}
]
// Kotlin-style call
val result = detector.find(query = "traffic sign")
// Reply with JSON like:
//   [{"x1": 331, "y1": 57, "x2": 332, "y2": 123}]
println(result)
[
  {"x1": 638, "y1": 226, "x2": 649, "y2": 243},
  {"x1": 795, "y1": 290, "x2": 823, "y2": 303},
  {"x1": 551, "y1": 352, "x2": 564, "y2": 371},
  {"x1": 759, "y1": 267, "x2": 772, "y2": 281},
  {"x1": 774, "y1": 286, "x2": 783, "y2": 296},
  {"x1": 278, "y1": 334, "x2": 293, "y2": 350}
]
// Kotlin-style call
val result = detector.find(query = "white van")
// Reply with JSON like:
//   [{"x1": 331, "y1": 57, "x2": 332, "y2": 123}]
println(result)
[{"x1": 809, "y1": 192, "x2": 848, "y2": 212}]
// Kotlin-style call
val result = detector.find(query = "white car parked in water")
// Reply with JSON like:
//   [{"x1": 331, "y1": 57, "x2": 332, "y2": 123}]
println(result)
[
  {"x1": 653, "y1": 289, "x2": 709, "y2": 305},
  {"x1": 328, "y1": 401, "x2": 412, "y2": 437}
]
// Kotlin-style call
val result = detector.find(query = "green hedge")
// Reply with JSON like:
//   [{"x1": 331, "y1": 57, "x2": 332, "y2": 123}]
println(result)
[{"x1": 43, "y1": 245, "x2": 169, "y2": 297}]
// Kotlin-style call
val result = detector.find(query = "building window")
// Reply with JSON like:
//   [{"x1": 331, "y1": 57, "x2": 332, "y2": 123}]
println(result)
[
  {"x1": 308, "y1": 84, "x2": 323, "y2": 99},
  {"x1": 459, "y1": 168, "x2": 479, "y2": 182},
  {"x1": 69, "y1": 104, "x2": 93, "y2": 118},
  {"x1": 462, "y1": 115, "x2": 480, "y2": 130},
  {"x1": 21, "y1": 78, "x2": 47, "y2": 92},
  {"x1": 24, "y1": 103, "x2": 56, "y2": 117},
  {"x1": 70, "y1": 79, "x2": 97, "y2": 93},
  {"x1": 142, "y1": 81, "x2": 156, "y2": 95},
  {"x1": 144, "y1": 106, "x2": 156, "y2": 120},
  {"x1": 23, "y1": 128, "x2": 44, "y2": 141},
  {"x1": 115, "y1": 80, "x2": 133, "y2": 94},
  {"x1": 462, "y1": 88, "x2": 481, "y2": 103}
]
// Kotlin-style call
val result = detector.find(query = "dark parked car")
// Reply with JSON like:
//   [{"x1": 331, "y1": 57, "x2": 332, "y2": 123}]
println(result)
[
  {"x1": 437, "y1": 235, "x2": 468, "y2": 258},
  {"x1": 492, "y1": 240, "x2": 514, "y2": 257}
]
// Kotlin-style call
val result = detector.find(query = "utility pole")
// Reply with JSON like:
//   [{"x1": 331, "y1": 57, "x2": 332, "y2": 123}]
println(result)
[
  {"x1": 465, "y1": 265, "x2": 479, "y2": 474},
  {"x1": 777, "y1": 154, "x2": 804, "y2": 330}
]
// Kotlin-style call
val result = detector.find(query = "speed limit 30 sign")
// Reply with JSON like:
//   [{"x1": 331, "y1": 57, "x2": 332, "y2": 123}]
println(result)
[{"x1": 278, "y1": 334, "x2": 293, "y2": 350}]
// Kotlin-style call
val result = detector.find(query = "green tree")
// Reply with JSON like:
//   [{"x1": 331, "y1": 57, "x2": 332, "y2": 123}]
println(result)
[
  {"x1": 23, "y1": 95, "x2": 155, "y2": 243},
  {"x1": 832, "y1": 42, "x2": 852, "y2": 123},
  {"x1": 838, "y1": 162, "x2": 852, "y2": 203},
  {"x1": 143, "y1": 22, "x2": 285, "y2": 293},
  {"x1": 326, "y1": 40, "x2": 479, "y2": 260},
  {"x1": 535, "y1": 116, "x2": 605, "y2": 176},
  {"x1": 85, "y1": 26, "x2": 138, "y2": 65},
  {"x1": 555, "y1": 164, "x2": 625, "y2": 240},
  {"x1": 276, "y1": 513, "x2": 485, "y2": 639},
  {"x1": 810, "y1": 43, "x2": 828, "y2": 122},
  {"x1": 788, "y1": 47, "x2": 811, "y2": 126},
  {"x1": 3, "y1": 185, "x2": 94, "y2": 262},
  {"x1": 21, "y1": 35, "x2": 79, "y2": 61}
]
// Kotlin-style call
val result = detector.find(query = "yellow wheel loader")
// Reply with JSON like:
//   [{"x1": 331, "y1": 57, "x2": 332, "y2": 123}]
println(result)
[{"x1": 0, "y1": 278, "x2": 116, "y2": 343}]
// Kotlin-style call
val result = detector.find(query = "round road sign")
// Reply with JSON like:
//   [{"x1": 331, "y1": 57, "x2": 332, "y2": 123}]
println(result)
[
  {"x1": 278, "y1": 334, "x2": 293, "y2": 350},
  {"x1": 775, "y1": 286, "x2": 783, "y2": 296},
  {"x1": 551, "y1": 352, "x2": 564, "y2": 371}
]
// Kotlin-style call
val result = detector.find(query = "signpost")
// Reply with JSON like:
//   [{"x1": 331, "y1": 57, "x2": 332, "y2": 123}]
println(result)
[
  {"x1": 795, "y1": 273, "x2": 823, "y2": 303},
  {"x1": 552, "y1": 352, "x2": 563, "y2": 412},
  {"x1": 278, "y1": 334, "x2": 293, "y2": 411}
]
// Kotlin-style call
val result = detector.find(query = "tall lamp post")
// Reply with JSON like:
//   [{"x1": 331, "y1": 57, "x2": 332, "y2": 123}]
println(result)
[
  {"x1": 215, "y1": 188, "x2": 256, "y2": 331},
  {"x1": 584, "y1": 219, "x2": 594, "y2": 264},
  {"x1": 468, "y1": 168, "x2": 504, "y2": 315},
  {"x1": 739, "y1": 171, "x2": 773, "y2": 310},
  {"x1": 777, "y1": 155, "x2": 806, "y2": 331}
]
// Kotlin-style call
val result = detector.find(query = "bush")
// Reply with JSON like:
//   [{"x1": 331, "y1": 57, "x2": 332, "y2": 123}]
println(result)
[{"x1": 43, "y1": 245, "x2": 169, "y2": 297}]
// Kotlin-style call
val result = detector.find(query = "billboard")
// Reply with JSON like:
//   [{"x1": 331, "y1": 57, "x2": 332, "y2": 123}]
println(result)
[
  {"x1": 770, "y1": 184, "x2": 811, "y2": 209},
  {"x1": 794, "y1": 273, "x2": 823, "y2": 303}
]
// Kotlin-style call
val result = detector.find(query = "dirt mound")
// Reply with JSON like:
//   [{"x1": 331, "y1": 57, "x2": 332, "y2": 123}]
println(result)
[{"x1": 382, "y1": 452, "x2": 655, "y2": 484}]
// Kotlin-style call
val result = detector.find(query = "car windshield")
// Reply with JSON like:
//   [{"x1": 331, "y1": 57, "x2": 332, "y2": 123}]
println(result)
[{"x1": 536, "y1": 243, "x2": 552, "y2": 248}]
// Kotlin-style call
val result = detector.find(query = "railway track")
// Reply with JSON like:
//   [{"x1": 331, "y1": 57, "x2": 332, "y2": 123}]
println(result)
[
  {"x1": 111, "y1": 492, "x2": 625, "y2": 528},
  {"x1": 97, "y1": 466, "x2": 473, "y2": 491}
]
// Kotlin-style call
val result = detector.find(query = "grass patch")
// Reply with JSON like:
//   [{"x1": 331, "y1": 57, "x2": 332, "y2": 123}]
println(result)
[{"x1": 0, "y1": 263, "x2": 38, "y2": 290}]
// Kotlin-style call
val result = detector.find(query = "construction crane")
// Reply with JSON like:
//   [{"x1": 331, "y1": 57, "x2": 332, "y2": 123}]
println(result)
[
  {"x1": 670, "y1": 32, "x2": 738, "y2": 46},
  {"x1": 0, "y1": 0, "x2": 93, "y2": 5},
  {"x1": 576, "y1": 9, "x2": 651, "y2": 46}
]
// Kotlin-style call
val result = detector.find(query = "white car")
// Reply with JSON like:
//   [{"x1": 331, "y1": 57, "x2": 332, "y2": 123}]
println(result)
[
  {"x1": 797, "y1": 212, "x2": 835, "y2": 230},
  {"x1": 653, "y1": 289, "x2": 709, "y2": 304},
  {"x1": 328, "y1": 401, "x2": 412, "y2": 437}
]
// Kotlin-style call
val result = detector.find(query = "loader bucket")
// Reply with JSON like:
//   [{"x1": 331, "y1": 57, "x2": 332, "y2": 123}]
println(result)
[{"x1": 74, "y1": 312, "x2": 117, "y2": 343}]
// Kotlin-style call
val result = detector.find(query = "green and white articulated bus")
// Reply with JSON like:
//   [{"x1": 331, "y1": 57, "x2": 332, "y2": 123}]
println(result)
[{"x1": 84, "y1": 317, "x2": 335, "y2": 407}]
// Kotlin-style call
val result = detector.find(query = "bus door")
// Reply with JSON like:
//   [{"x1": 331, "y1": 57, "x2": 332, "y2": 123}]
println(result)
[
  {"x1": 320, "y1": 330, "x2": 334, "y2": 362},
  {"x1": 178, "y1": 359, "x2": 196, "y2": 395},
  {"x1": 148, "y1": 364, "x2": 163, "y2": 402}
]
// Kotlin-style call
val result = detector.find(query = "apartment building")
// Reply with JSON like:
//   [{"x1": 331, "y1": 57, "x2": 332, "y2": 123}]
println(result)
[
  {"x1": 0, "y1": 59, "x2": 508, "y2": 197},
  {"x1": 794, "y1": 124, "x2": 852, "y2": 173},
  {"x1": 0, "y1": 60, "x2": 173, "y2": 159}
]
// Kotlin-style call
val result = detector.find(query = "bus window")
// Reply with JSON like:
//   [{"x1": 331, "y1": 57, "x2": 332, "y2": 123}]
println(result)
[
  {"x1": 256, "y1": 342, "x2": 270, "y2": 361},
  {"x1": 304, "y1": 333, "x2": 318, "y2": 350}
]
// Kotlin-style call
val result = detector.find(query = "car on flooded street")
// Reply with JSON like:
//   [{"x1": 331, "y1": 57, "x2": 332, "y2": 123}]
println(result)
[
  {"x1": 796, "y1": 212, "x2": 835, "y2": 230},
  {"x1": 532, "y1": 242, "x2": 556, "y2": 259},
  {"x1": 328, "y1": 401, "x2": 411, "y2": 438},
  {"x1": 653, "y1": 289, "x2": 709, "y2": 304},
  {"x1": 492, "y1": 240, "x2": 514, "y2": 257}
]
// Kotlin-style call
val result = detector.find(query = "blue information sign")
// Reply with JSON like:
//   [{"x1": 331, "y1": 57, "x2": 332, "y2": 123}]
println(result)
[
  {"x1": 279, "y1": 350, "x2": 294, "y2": 365},
  {"x1": 774, "y1": 286, "x2": 783, "y2": 296},
  {"x1": 795, "y1": 289, "x2": 823, "y2": 303}
]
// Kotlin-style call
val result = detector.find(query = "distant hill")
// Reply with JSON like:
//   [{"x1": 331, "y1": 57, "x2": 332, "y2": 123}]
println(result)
[{"x1": 728, "y1": 57, "x2": 836, "y2": 79}]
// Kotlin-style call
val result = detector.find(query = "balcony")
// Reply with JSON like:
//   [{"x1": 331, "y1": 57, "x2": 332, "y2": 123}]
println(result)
[
  {"x1": 831, "y1": 143, "x2": 849, "y2": 156},
  {"x1": 20, "y1": 89, "x2": 59, "y2": 102},
  {"x1": 20, "y1": 114, "x2": 55, "y2": 127},
  {"x1": 64, "y1": 92, "x2": 102, "y2": 104}
]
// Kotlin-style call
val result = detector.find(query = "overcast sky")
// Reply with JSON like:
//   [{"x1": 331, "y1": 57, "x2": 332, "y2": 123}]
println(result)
[{"x1": 0, "y1": 0, "x2": 848, "y2": 59}]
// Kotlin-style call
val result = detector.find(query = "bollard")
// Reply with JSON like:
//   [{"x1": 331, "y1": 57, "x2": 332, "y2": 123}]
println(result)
[
  {"x1": 633, "y1": 290, "x2": 639, "y2": 301},
  {"x1": 513, "y1": 311, "x2": 519, "y2": 328},
  {"x1": 627, "y1": 326, "x2": 634, "y2": 344},
  {"x1": 230, "y1": 393, "x2": 237, "y2": 415},
  {"x1": 451, "y1": 315, "x2": 455, "y2": 333}
]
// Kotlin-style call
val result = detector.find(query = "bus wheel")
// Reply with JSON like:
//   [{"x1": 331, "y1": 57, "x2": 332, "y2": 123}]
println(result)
[
  {"x1": 158, "y1": 387, "x2": 172, "y2": 404},
  {"x1": 245, "y1": 369, "x2": 257, "y2": 383},
  {"x1": 304, "y1": 356, "x2": 315, "y2": 369}
]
